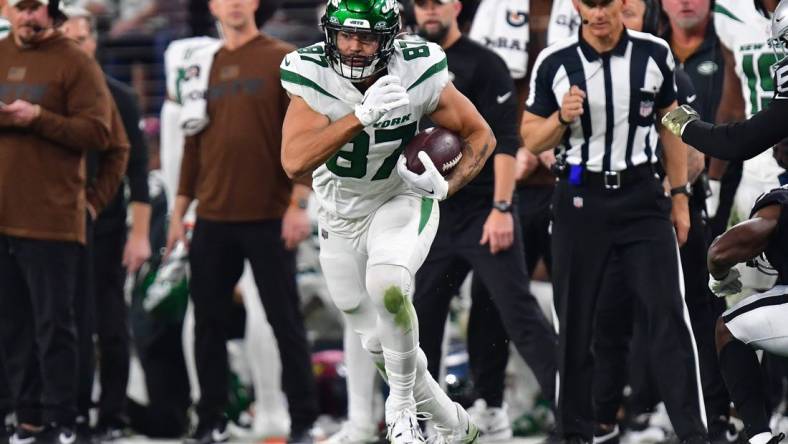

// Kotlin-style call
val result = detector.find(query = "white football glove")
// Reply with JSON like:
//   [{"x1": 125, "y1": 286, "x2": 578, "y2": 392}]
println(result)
[
  {"x1": 396, "y1": 151, "x2": 449, "y2": 201},
  {"x1": 709, "y1": 268, "x2": 743, "y2": 298},
  {"x1": 705, "y1": 179, "x2": 721, "y2": 219},
  {"x1": 661, "y1": 104, "x2": 700, "y2": 138},
  {"x1": 354, "y1": 75, "x2": 410, "y2": 127}
]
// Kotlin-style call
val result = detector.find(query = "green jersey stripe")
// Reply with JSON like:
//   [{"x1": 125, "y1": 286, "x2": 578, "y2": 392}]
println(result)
[
  {"x1": 713, "y1": 3, "x2": 743, "y2": 23},
  {"x1": 418, "y1": 197, "x2": 434, "y2": 234},
  {"x1": 280, "y1": 69, "x2": 338, "y2": 99},
  {"x1": 407, "y1": 57, "x2": 448, "y2": 92}
]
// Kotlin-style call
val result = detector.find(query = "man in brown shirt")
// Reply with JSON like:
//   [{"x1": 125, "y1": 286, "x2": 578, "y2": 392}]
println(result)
[
  {"x1": 0, "y1": 0, "x2": 127, "y2": 442},
  {"x1": 164, "y1": 0, "x2": 317, "y2": 442}
]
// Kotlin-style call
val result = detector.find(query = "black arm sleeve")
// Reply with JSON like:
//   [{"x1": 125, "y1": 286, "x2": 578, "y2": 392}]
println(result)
[
  {"x1": 110, "y1": 78, "x2": 150, "y2": 204},
  {"x1": 682, "y1": 98, "x2": 788, "y2": 161},
  {"x1": 475, "y1": 51, "x2": 520, "y2": 157}
]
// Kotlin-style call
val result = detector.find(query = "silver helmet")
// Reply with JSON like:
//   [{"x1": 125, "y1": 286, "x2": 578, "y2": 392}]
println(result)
[{"x1": 771, "y1": 0, "x2": 788, "y2": 61}]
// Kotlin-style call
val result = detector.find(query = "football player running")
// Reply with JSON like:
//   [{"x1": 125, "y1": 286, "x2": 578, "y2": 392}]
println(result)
[
  {"x1": 280, "y1": 1, "x2": 494, "y2": 443},
  {"x1": 662, "y1": 0, "x2": 788, "y2": 164}
]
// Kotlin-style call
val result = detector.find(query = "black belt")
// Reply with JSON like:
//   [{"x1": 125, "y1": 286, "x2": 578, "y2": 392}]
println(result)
[{"x1": 557, "y1": 163, "x2": 657, "y2": 190}]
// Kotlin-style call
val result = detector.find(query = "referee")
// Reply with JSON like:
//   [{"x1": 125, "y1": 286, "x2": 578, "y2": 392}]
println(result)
[
  {"x1": 521, "y1": 0, "x2": 707, "y2": 442},
  {"x1": 410, "y1": 0, "x2": 559, "y2": 429}
]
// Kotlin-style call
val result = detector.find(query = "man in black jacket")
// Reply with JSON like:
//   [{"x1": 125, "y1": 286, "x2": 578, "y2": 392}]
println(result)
[{"x1": 61, "y1": 7, "x2": 151, "y2": 440}]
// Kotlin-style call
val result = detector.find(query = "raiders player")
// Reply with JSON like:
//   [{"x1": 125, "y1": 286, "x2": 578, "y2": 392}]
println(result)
[{"x1": 707, "y1": 182, "x2": 788, "y2": 444}]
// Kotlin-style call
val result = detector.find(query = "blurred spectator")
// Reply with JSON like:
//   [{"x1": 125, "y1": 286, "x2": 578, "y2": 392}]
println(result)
[
  {"x1": 261, "y1": 4, "x2": 322, "y2": 48},
  {"x1": 0, "y1": 1, "x2": 125, "y2": 442},
  {"x1": 165, "y1": 0, "x2": 317, "y2": 442},
  {"x1": 100, "y1": 0, "x2": 189, "y2": 115},
  {"x1": 61, "y1": 6, "x2": 152, "y2": 441}
]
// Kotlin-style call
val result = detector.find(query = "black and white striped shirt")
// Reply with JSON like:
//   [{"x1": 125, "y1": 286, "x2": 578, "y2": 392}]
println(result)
[{"x1": 527, "y1": 29, "x2": 677, "y2": 172}]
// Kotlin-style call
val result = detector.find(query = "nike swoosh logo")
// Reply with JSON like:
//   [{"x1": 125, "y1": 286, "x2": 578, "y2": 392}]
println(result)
[
  {"x1": 777, "y1": 15, "x2": 785, "y2": 22},
  {"x1": 11, "y1": 435, "x2": 36, "y2": 444},
  {"x1": 415, "y1": 186, "x2": 434, "y2": 195},
  {"x1": 284, "y1": 58, "x2": 291, "y2": 66},
  {"x1": 212, "y1": 428, "x2": 230, "y2": 442},
  {"x1": 686, "y1": 94, "x2": 697, "y2": 103},
  {"x1": 496, "y1": 91, "x2": 512, "y2": 104}
]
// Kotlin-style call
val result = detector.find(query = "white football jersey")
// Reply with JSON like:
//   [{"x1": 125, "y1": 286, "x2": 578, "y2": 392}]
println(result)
[
  {"x1": 163, "y1": 36, "x2": 220, "y2": 104},
  {"x1": 0, "y1": 17, "x2": 9, "y2": 39},
  {"x1": 715, "y1": 0, "x2": 783, "y2": 182},
  {"x1": 280, "y1": 40, "x2": 449, "y2": 221}
]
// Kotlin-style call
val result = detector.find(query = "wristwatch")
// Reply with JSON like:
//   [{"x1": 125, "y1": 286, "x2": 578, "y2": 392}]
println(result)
[
  {"x1": 292, "y1": 198, "x2": 308, "y2": 209},
  {"x1": 492, "y1": 201, "x2": 513, "y2": 213},
  {"x1": 670, "y1": 183, "x2": 692, "y2": 197}
]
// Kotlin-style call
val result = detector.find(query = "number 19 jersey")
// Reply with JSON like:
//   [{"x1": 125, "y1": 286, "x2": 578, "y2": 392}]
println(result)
[
  {"x1": 715, "y1": 0, "x2": 783, "y2": 183},
  {"x1": 280, "y1": 40, "x2": 449, "y2": 221}
]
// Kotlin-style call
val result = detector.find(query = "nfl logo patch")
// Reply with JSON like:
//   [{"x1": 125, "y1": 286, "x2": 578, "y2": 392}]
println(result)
[
  {"x1": 573, "y1": 196, "x2": 583, "y2": 208},
  {"x1": 639, "y1": 100, "x2": 654, "y2": 118}
]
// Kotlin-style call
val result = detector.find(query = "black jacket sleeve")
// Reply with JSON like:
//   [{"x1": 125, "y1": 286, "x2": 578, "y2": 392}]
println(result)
[
  {"x1": 475, "y1": 50, "x2": 520, "y2": 157},
  {"x1": 108, "y1": 77, "x2": 150, "y2": 204},
  {"x1": 675, "y1": 68, "x2": 697, "y2": 107},
  {"x1": 682, "y1": 98, "x2": 788, "y2": 161}
]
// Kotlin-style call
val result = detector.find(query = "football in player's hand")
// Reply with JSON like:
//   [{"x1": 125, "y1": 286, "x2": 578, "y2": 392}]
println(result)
[{"x1": 404, "y1": 127, "x2": 463, "y2": 176}]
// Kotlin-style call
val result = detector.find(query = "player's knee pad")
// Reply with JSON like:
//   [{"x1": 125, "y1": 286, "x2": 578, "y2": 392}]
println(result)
[
  {"x1": 359, "y1": 332, "x2": 383, "y2": 356},
  {"x1": 365, "y1": 263, "x2": 413, "y2": 315}
]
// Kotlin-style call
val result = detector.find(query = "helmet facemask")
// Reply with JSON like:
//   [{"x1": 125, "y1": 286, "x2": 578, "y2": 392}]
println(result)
[
  {"x1": 322, "y1": 18, "x2": 399, "y2": 82},
  {"x1": 320, "y1": 0, "x2": 401, "y2": 83}
]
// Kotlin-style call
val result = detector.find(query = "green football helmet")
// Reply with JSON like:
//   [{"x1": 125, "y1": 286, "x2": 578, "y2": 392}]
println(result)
[{"x1": 321, "y1": 0, "x2": 401, "y2": 82}]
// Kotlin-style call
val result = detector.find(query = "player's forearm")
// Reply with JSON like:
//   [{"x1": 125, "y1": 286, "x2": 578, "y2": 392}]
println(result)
[
  {"x1": 708, "y1": 226, "x2": 767, "y2": 279},
  {"x1": 447, "y1": 128, "x2": 495, "y2": 197},
  {"x1": 683, "y1": 100, "x2": 788, "y2": 161},
  {"x1": 281, "y1": 113, "x2": 364, "y2": 179},
  {"x1": 521, "y1": 112, "x2": 565, "y2": 154},
  {"x1": 492, "y1": 154, "x2": 516, "y2": 203}
]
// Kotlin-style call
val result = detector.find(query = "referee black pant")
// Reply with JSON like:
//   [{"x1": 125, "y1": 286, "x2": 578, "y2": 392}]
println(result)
[
  {"x1": 551, "y1": 169, "x2": 706, "y2": 441},
  {"x1": 413, "y1": 198, "x2": 557, "y2": 406},
  {"x1": 188, "y1": 218, "x2": 317, "y2": 432},
  {"x1": 593, "y1": 200, "x2": 730, "y2": 429}
]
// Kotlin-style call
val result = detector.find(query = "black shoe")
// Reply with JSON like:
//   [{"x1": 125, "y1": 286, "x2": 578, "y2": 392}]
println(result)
[
  {"x1": 541, "y1": 427, "x2": 562, "y2": 444},
  {"x1": 288, "y1": 427, "x2": 314, "y2": 444},
  {"x1": 708, "y1": 417, "x2": 741, "y2": 444},
  {"x1": 10, "y1": 425, "x2": 43, "y2": 444},
  {"x1": 90, "y1": 425, "x2": 129, "y2": 444},
  {"x1": 594, "y1": 425, "x2": 620, "y2": 444},
  {"x1": 679, "y1": 434, "x2": 709, "y2": 444},
  {"x1": 183, "y1": 420, "x2": 229, "y2": 444},
  {"x1": 563, "y1": 434, "x2": 591, "y2": 444},
  {"x1": 38, "y1": 425, "x2": 78, "y2": 444}
]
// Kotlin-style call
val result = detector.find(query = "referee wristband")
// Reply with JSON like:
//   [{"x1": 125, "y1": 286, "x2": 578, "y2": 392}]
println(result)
[{"x1": 557, "y1": 111, "x2": 571, "y2": 126}]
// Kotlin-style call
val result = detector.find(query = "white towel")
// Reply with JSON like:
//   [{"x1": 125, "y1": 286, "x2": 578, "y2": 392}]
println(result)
[
  {"x1": 165, "y1": 38, "x2": 222, "y2": 136},
  {"x1": 159, "y1": 99, "x2": 183, "y2": 211},
  {"x1": 547, "y1": 0, "x2": 581, "y2": 46},
  {"x1": 469, "y1": 0, "x2": 530, "y2": 79}
]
